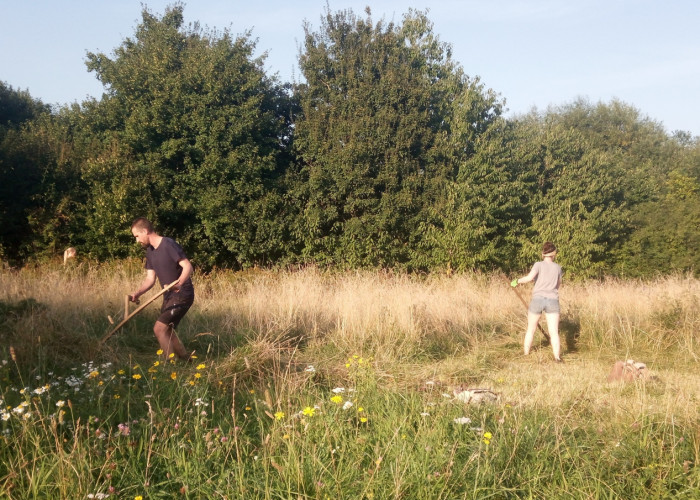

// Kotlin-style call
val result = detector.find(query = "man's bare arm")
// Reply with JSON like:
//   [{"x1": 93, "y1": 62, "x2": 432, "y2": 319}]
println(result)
[
  {"x1": 174, "y1": 258, "x2": 193, "y2": 292},
  {"x1": 129, "y1": 269, "x2": 157, "y2": 302}
]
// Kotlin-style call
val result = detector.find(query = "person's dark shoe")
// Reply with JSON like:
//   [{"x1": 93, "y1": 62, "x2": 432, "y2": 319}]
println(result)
[{"x1": 554, "y1": 357, "x2": 564, "y2": 363}]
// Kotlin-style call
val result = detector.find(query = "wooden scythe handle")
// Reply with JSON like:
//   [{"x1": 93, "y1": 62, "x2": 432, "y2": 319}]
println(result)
[{"x1": 100, "y1": 280, "x2": 179, "y2": 344}]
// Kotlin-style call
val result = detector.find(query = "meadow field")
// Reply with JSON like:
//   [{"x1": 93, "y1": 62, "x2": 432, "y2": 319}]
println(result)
[{"x1": 0, "y1": 261, "x2": 698, "y2": 499}]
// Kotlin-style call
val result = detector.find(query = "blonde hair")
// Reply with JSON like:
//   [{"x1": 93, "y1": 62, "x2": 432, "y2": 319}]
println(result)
[{"x1": 63, "y1": 247, "x2": 77, "y2": 265}]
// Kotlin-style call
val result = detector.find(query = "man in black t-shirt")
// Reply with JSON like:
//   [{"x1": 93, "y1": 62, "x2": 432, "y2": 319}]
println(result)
[{"x1": 129, "y1": 217, "x2": 194, "y2": 361}]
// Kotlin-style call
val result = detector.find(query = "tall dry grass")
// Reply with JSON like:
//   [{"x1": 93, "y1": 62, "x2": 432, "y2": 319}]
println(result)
[
  {"x1": 569, "y1": 276, "x2": 700, "y2": 359},
  {"x1": 194, "y1": 267, "x2": 700, "y2": 361},
  {"x1": 2, "y1": 262, "x2": 699, "y2": 358},
  {"x1": 1, "y1": 262, "x2": 698, "y2": 413},
  {"x1": 193, "y1": 268, "x2": 700, "y2": 424},
  {"x1": 1, "y1": 262, "x2": 699, "y2": 498},
  {"x1": 198, "y1": 269, "x2": 516, "y2": 360}
]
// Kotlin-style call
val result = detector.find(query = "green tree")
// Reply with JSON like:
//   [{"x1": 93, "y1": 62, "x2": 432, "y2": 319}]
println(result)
[
  {"x1": 82, "y1": 4, "x2": 293, "y2": 267},
  {"x1": 548, "y1": 98, "x2": 673, "y2": 207},
  {"x1": 532, "y1": 99, "x2": 687, "y2": 276},
  {"x1": 417, "y1": 117, "x2": 529, "y2": 273},
  {"x1": 0, "y1": 82, "x2": 50, "y2": 126},
  {"x1": 618, "y1": 135, "x2": 700, "y2": 276},
  {"x1": 24, "y1": 107, "x2": 93, "y2": 258},
  {"x1": 292, "y1": 7, "x2": 502, "y2": 268},
  {"x1": 507, "y1": 112, "x2": 630, "y2": 278},
  {"x1": 0, "y1": 83, "x2": 54, "y2": 263}
]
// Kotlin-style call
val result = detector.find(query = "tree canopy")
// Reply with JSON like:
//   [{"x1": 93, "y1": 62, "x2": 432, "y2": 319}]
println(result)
[
  {"x1": 1, "y1": 4, "x2": 697, "y2": 277},
  {"x1": 80, "y1": 4, "x2": 293, "y2": 267},
  {"x1": 292, "y1": 7, "x2": 503, "y2": 268}
]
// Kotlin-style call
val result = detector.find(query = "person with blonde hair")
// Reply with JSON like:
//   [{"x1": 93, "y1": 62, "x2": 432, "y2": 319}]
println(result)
[
  {"x1": 129, "y1": 217, "x2": 194, "y2": 361},
  {"x1": 511, "y1": 242, "x2": 563, "y2": 362},
  {"x1": 63, "y1": 247, "x2": 77, "y2": 265}
]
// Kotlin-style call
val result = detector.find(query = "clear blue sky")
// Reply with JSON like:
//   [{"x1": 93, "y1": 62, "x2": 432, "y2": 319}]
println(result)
[{"x1": 1, "y1": 0, "x2": 698, "y2": 136}]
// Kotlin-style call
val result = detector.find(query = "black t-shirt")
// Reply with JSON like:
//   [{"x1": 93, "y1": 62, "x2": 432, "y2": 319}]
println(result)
[{"x1": 145, "y1": 237, "x2": 194, "y2": 297}]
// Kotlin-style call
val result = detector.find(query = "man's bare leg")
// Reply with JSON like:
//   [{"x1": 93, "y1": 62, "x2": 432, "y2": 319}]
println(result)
[{"x1": 154, "y1": 320, "x2": 189, "y2": 360}]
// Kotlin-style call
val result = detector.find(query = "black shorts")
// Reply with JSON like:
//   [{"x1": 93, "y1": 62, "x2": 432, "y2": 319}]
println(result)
[{"x1": 157, "y1": 292, "x2": 194, "y2": 328}]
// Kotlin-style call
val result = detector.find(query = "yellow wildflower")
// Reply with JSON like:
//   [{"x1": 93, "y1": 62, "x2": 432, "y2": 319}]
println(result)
[
  {"x1": 132, "y1": 374, "x2": 142, "y2": 380},
  {"x1": 274, "y1": 411, "x2": 285, "y2": 420},
  {"x1": 330, "y1": 395, "x2": 343, "y2": 404},
  {"x1": 302, "y1": 406, "x2": 315, "y2": 417},
  {"x1": 170, "y1": 372, "x2": 177, "y2": 380}
]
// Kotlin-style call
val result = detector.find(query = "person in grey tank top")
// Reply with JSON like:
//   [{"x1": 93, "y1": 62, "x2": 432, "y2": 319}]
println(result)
[{"x1": 511, "y1": 242, "x2": 563, "y2": 362}]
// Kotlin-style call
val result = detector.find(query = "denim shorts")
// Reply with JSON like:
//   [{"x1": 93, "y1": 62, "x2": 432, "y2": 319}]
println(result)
[{"x1": 528, "y1": 295, "x2": 560, "y2": 314}]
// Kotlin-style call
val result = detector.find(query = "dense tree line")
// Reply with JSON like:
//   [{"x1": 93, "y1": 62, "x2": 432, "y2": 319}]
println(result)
[{"x1": 1, "y1": 4, "x2": 698, "y2": 277}]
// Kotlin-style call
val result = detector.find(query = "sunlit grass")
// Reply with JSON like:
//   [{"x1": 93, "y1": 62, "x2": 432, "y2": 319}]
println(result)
[{"x1": 0, "y1": 262, "x2": 698, "y2": 497}]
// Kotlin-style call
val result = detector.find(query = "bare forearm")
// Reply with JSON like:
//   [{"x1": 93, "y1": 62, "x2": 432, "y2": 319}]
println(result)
[
  {"x1": 177, "y1": 259, "x2": 193, "y2": 287},
  {"x1": 516, "y1": 268, "x2": 538, "y2": 285},
  {"x1": 131, "y1": 276, "x2": 156, "y2": 300}
]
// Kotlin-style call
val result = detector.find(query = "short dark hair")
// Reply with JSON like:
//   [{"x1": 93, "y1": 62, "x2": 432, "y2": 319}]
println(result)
[{"x1": 131, "y1": 217, "x2": 155, "y2": 233}]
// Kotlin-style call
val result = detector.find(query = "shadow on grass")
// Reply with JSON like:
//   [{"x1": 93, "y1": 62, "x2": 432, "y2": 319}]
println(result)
[
  {"x1": 523, "y1": 313, "x2": 580, "y2": 355},
  {"x1": 0, "y1": 298, "x2": 46, "y2": 330},
  {"x1": 560, "y1": 314, "x2": 581, "y2": 353}
]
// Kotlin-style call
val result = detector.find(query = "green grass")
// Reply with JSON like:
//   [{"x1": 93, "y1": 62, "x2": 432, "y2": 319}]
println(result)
[{"x1": 0, "y1": 262, "x2": 698, "y2": 498}]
